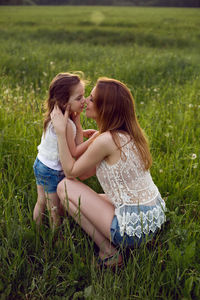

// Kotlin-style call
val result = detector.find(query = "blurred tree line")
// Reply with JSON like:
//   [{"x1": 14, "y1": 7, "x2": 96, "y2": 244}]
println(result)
[{"x1": 0, "y1": 0, "x2": 200, "y2": 7}]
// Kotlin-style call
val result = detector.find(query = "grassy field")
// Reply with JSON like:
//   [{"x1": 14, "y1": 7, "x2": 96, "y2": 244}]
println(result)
[{"x1": 0, "y1": 5, "x2": 200, "y2": 299}]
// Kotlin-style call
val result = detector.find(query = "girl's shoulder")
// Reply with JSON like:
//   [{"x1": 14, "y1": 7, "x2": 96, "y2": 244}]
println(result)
[
  {"x1": 67, "y1": 118, "x2": 76, "y2": 132},
  {"x1": 68, "y1": 118, "x2": 75, "y2": 126},
  {"x1": 67, "y1": 118, "x2": 76, "y2": 128}
]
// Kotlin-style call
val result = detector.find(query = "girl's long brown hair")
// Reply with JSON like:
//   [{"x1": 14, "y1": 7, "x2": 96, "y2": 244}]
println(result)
[
  {"x1": 43, "y1": 72, "x2": 81, "y2": 132},
  {"x1": 94, "y1": 77, "x2": 152, "y2": 170}
]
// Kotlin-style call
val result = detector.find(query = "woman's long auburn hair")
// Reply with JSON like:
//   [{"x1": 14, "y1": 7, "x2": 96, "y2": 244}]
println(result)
[
  {"x1": 94, "y1": 77, "x2": 152, "y2": 170},
  {"x1": 43, "y1": 72, "x2": 81, "y2": 132}
]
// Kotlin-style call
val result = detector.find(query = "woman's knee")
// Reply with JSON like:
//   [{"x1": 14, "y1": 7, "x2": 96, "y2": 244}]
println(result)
[
  {"x1": 57, "y1": 178, "x2": 66, "y2": 199},
  {"x1": 57, "y1": 178, "x2": 73, "y2": 202}
]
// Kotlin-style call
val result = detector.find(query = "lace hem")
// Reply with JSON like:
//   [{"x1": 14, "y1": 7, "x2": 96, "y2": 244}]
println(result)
[{"x1": 115, "y1": 196, "x2": 166, "y2": 239}]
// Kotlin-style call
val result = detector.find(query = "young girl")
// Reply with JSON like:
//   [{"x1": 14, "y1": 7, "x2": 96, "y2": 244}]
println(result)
[{"x1": 33, "y1": 72, "x2": 96, "y2": 227}]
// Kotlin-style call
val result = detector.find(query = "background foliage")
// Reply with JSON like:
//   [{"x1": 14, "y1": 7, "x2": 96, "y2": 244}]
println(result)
[
  {"x1": 0, "y1": 5, "x2": 200, "y2": 299},
  {"x1": 0, "y1": 0, "x2": 200, "y2": 7}
]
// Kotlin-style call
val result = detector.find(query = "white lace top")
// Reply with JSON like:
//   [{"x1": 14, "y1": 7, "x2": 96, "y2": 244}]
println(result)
[
  {"x1": 37, "y1": 119, "x2": 76, "y2": 171},
  {"x1": 96, "y1": 133, "x2": 166, "y2": 238}
]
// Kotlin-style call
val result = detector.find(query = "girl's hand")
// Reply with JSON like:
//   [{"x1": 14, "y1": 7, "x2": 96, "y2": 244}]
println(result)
[
  {"x1": 71, "y1": 112, "x2": 81, "y2": 128},
  {"x1": 83, "y1": 129, "x2": 98, "y2": 139},
  {"x1": 50, "y1": 105, "x2": 69, "y2": 135}
]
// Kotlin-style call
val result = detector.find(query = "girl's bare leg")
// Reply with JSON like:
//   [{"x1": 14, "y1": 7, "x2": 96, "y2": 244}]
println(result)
[
  {"x1": 33, "y1": 185, "x2": 46, "y2": 225},
  {"x1": 57, "y1": 178, "x2": 120, "y2": 259},
  {"x1": 33, "y1": 185, "x2": 61, "y2": 227},
  {"x1": 46, "y1": 192, "x2": 61, "y2": 228}
]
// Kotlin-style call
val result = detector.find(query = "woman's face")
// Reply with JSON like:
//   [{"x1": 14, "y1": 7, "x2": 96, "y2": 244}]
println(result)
[
  {"x1": 68, "y1": 82, "x2": 85, "y2": 113},
  {"x1": 85, "y1": 86, "x2": 98, "y2": 119}
]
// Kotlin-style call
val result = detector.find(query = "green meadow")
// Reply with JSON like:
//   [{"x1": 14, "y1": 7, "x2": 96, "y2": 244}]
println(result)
[{"x1": 0, "y1": 5, "x2": 200, "y2": 299}]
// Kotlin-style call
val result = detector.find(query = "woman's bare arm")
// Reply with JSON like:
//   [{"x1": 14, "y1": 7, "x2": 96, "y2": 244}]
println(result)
[{"x1": 51, "y1": 106, "x2": 111, "y2": 178}]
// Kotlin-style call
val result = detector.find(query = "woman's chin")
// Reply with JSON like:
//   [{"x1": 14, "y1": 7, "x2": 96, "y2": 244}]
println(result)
[{"x1": 86, "y1": 111, "x2": 91, "y2": 118}]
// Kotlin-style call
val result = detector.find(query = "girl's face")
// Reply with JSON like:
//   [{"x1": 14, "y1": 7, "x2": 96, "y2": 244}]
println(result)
[
  {"x1": 68, "y1": 82, "x2": 85, "y2": 113},
  {"x1": 85, "y1": 86, "x2": 98, "y2": 120}
]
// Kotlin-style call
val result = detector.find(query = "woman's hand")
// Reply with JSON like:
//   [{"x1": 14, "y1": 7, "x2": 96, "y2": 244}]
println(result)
[
  {"x1": 50, "y1": 105, "x2": 69, "y2": 136},
  {"x1": 83, "y1": 129, "x2": 98, "y2": 139}
]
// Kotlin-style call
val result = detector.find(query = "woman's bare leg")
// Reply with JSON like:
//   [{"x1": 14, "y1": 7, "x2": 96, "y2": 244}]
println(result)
[
  {"x1": 64, "y1": 199, "x2": 117, "y2": 258},
  {"x1": 57, "y1": 178, "x2": 120, "y2": 258}
]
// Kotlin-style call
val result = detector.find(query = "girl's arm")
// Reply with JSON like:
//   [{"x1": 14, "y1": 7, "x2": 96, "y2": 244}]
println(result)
[
  {"x1": 71, "y1": 113, "x2": 98, "y2": 141},
  {"x1": 71, "y1": 112, "x2": 84, "y2": 145},
  {"x1": 51, "y1": 106, "x2": 111, "y2": 178},
  {"x1": 83, "y1": 129, "x2": 98, "y2": 139},
  {"x1": 66, "y1": 122, "x2": 99, "y2": 159}
]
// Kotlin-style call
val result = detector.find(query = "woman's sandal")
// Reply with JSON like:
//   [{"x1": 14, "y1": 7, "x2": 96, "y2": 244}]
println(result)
[{"x1": 97, "y1": 252, "x2": 123, "y2": 269}]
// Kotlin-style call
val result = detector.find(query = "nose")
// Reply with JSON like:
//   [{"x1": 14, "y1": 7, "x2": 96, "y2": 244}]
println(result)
[{"x1": 81, "y1": 97, "x2": 85, "y2": 104}]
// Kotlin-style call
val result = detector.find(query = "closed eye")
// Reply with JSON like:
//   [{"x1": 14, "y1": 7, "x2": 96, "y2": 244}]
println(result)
[{"x1": 76, "y1": 95, "x2": 83, "y2": 101}]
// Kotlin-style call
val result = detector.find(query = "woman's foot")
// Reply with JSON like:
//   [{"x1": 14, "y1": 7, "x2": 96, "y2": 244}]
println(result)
[{"x1": 97, "y1": 251, "x2": 123, "y2": 268}]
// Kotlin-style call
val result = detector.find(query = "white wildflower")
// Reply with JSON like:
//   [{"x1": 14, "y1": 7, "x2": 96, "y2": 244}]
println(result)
[
  {"x1": 43, "y1": 72, "x2": 47, "y2": 77},
  {"x1": 188, "y1": 104, "x2": 193, "y2": 108},
  {"x1": 140, "y1": 101, "x2": 144, "y2": 105},
  {"x1": 193, "y1": 163, "x2": 198, "y2": 169},
  {"x1": 191, "y1": 153, "x2": 197, "y2": 160},
  {"x1": 159, "y1": 169, "x2": 163, "y2": 173},
  {"x1": 164, "y1": 133, "x2": 170, "y2": 137}
]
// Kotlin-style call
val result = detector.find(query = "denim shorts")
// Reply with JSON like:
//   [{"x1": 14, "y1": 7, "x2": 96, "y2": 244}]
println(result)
[
  {"x1": 110, "y1": 215, "x2": 157, "y2": 248},
  {"x1": 33, "y1": 157, "x2": 65, "y2": 193},
  {"x1": 110, "y1": 195, "x2": 165, "y2": 248}
]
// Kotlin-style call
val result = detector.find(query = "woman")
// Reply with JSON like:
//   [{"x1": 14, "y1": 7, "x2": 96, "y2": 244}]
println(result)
[{"x1": 50, "y1": 77, "x2": 166, "y2": 267}]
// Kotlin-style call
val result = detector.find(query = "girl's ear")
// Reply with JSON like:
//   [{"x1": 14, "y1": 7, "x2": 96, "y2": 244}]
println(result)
[
  {"x1": 66, "y1": 104, "x2": 71, "y2": 112},
  {"x1": 57, "y1": 102, "x2": 65, "y2": 115},
  {"x1": 62, "y1": 103, "x2": 69, "y2": 114}
]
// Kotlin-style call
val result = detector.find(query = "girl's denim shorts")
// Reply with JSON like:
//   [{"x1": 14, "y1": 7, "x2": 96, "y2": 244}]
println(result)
[{"x1": 33, "y1": 157, "x2": 65, "y2": 194}]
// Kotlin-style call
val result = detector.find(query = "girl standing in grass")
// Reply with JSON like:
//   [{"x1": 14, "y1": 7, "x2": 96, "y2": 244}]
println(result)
[
  {"x1": 33, "y1": 72, "x2": 96, "y2": 228},
  {"x1": 50, "y1": 77, "x2": 166, "y2": 267}
]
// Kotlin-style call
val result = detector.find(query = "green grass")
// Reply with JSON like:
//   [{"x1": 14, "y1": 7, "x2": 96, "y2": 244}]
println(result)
[{"x1": 0, "y1": 5, "x2": 200, "y2": 299}]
